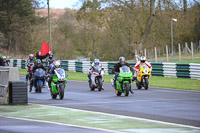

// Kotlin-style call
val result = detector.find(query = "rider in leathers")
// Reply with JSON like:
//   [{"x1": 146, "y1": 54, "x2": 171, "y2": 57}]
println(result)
[
  {"x1": 29, "y1": 59, "x2": 46, "y2": 92},
  {"x1": 132, "y1": 56, "x2": 152, "y2": 82},
  {"x1": 46, "y1": 53, "x2": 55, "y2": 74},
  {"x1": 88, "y1": 59, "x2": 103, "y2": 87},
  {"x1": 26, "y1": 54, "x2": 34, "y2": 81},
  {"x1": 112, "y1": 57, "x2": 133, "y2": 93}
]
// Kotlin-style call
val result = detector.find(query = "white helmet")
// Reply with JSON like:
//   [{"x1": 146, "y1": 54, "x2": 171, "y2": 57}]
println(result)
[
  {"x1": 2, "y1": 56, "x2": 6, "y2": 59},
  {"x1": 54, "y1": 60, "x2": 60, "y2": 68},
  {"x1": 140, "y1": 56, "x2": 146, "y2": 63}
]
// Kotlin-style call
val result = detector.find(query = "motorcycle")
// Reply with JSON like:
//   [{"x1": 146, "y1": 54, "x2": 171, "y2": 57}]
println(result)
[
  {"x1": 50, "y1": 68, "x2": 68, "y2": 99},
  {"x1": 111, "y1": 66, "x2": 133, "y2": 96},
  {"x1": 34, "y1": 68, "x2": 45, "y2": 93},
  {"x1": 88, "y1": 66, "x2": 104, "y2": 91},
  {"x1": 136, "y1": 64, "x2": 151, "y2": 90}
]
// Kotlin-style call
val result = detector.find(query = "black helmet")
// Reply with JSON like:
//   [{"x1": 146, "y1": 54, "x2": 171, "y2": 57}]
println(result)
[
  {"x1": 49, "y1": 53, "x2": 53, "y2": 59},
  {"x1": 36, "y1": 59, "x2": 41, "y2": 66},
  {"x1": 119, "y1": 57, "x2": 125, "y2": 64}
]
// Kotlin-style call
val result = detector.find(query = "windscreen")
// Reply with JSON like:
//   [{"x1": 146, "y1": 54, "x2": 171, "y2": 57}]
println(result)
[
  {"x1": 120, "y1": 66, "x2": 130, "y2": 73},
  {"x1": 93, "y1": 65, "x2": 101, "y2": 73}
]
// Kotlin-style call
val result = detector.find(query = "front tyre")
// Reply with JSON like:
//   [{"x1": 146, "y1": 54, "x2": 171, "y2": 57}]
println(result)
[
  {"x1": 59, "y1": 84, "x2": 64, "y2": 99},
  {"x1": 144, "y1": 77, "x2": 149, "y2": 90},
  {"x1": 97, "y1": 78, "x2": 102, "y2": 91},
  {"x1": 124, "y1": 83, "x2": 130, "y2": 96},
  {"x1": 38, "y1": 81, "x2": 42, "y2": 93}
]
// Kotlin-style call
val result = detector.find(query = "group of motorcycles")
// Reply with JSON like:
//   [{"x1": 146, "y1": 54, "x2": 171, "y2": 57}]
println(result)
[
  {"x1": 26, "y1": 62, "x2": 151, "y2": 99},
  {"x1": 26, "y1": 63, "x2": 68, "y2": 100},
  {"x1": 88, "y1": 64, "x2": 152, "y2": 97}
]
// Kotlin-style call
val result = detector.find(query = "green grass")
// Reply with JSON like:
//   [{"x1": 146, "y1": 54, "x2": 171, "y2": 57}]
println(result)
[
  {"x1": 173, "y1": 60, "x2": 200, "y2": 64},
  {"x1": 19, "y1": 69, "x2": 200, "y2": 91}
]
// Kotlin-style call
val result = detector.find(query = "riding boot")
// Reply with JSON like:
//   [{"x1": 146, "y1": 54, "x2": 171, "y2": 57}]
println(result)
[
  {"x1": 132, "y1": 77, "x2": 136, "y2": 82},
  {"x1": 29, "y1": 85, "x2": 32, "y2": 92},
  {"x1": 26, "y1": 74, "x2": 28, "y2": 81}
]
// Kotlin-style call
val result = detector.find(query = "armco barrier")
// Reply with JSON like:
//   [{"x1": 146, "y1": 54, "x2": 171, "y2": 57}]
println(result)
[
  {"x1": 9, "y1": 59, "x2": 200, "y2": 80},
  {"x1": 189, "y1": 63, "x2": 200, "y2": 80}
]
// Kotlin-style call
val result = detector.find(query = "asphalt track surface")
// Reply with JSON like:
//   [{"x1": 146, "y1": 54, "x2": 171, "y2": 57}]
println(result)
[{"x1": 1, "y1": 75, "x2": 200, "y2": 133}]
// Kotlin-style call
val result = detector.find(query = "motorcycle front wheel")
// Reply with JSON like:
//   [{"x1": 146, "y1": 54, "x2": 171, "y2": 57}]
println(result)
[
  {"x1": 59, "y1": 84, "x2": 65, "y2": 99},
  {"x1": 38, "y1": 81, "x2": 42, "y2": 93},
  {"x1": 144, "y1": 77, "x2": 149, "y2": 90},
  {"x1": 97, "y1": 78, "x2": 102, "y2": 91},
  {"x1": 124, "y1": 83, "x2": 130, "y2": 96}
]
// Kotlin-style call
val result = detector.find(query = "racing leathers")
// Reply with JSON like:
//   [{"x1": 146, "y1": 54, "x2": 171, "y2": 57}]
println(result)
[
  {"x1": 26, "y1": 59, "x2": 34, "y2": 80},
  {"x1": 133, "y1": 61, "x2": 152, "y2": 78}
]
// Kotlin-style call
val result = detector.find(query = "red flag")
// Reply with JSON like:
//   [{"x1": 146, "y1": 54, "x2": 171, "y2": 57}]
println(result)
[{"x1": 41, "y1": 42, "x2": 50, "y2": 56}]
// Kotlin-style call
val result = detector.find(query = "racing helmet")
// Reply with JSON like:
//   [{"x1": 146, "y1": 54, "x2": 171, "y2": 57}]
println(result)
[
  {"x1": 140, "y1": 56, "x2": 146, "y2": 63},
  {"x1": 2, "y1": 56, "x2": 6, "y2": 60},
  {"x1": 49, "y1": 53, "x2": 53, "y2": 59},
  {"x1": 94, "y1": 59, "x2": 100, "y2": 65},
  {"x1": 29, "y1": 54, "x2": 34, "y2": 60},
  {"x1": 36, "y1": 59, "x2": 42, "y2": 66},
  {"x1": 119, "y1": 57, "x2": 125, "y2": 65},
  {"x1": 54, "y1": 60, "x2": 60, "y2": 68}
]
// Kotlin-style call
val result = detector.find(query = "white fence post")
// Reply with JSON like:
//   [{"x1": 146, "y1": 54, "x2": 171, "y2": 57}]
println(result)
[
  {"x1": 166, "y1": 45, "x2": 169, "y2": 62},
  {"x1": 155, "y1": 47, "x2": 157, "y2": 62},
  {"x1": 191, "y1": 42, "x2": 194, "y2": 60},
  {"x1": 144, "y1": 48, "x2": 147, "y2": 58},
  {"x1": 178, "y1": 43, "x2": 181, "y2": 61}
]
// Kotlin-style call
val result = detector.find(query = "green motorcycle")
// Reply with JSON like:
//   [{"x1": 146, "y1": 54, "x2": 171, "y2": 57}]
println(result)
[
  {"x1": 50, "y1": 68, "x2": 68, "y2": 99},
  {"x1": 112, "y1": 66, "x2": 133, "y2": 96}
]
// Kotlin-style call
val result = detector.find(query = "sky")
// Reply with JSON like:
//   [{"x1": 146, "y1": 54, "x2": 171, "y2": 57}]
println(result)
[{"x1": 48, "y1": 0, "x2": 81, "y2": 9}]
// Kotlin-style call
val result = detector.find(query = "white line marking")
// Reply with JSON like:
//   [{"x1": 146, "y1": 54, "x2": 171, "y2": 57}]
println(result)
[
  {"x1": 0, "y1": 115, "x2": 122, "y2": 133},
  {"x1": 31, "y1": 103, "x2": 200, "y2": 130}
]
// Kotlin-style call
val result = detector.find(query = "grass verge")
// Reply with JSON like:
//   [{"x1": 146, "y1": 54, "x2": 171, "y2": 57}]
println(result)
[{"x1": 19, "y1": 69, "x2": 200, "y2": 91}]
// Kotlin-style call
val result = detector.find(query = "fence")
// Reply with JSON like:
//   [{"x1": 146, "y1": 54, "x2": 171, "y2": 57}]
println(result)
[
  {"x1": 135, "y1": 41, "x2": 200, "y2": 62},
  {"x1": 7, "y1": 59, "x2": 200, "y2": 80}
]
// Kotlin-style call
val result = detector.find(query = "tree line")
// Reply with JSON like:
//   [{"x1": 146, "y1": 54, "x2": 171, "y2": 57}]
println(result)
[{"x1": 0, "y1": 0, "x2": 199, "y2": 61}]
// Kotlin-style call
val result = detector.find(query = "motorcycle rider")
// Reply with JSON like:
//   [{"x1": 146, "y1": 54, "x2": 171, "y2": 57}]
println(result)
[
  {"x1": 26, "y1": 54, "x2": 35, "y2": 81},
  {"x1": 88, "y1": 59, "x2": 104, "y2": 87},
  {"x1": 46, "y1": 53, "x2": 55, "y2": 74},
  {"x1": 30, "y1": 59, "x2": 46, "y2": 92},
  {"x1": 132, "y1": 56, "x2": 152, "y2": 82},
  {"x1": 1, "y1": 56, "x2": 10, "y2": 67},
  {"x1": 112, "y1": 57, "x2": 133, "y2": 93},
  {"x1": 47, "y1": 60, "x2": 65, "y2": 90}
]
